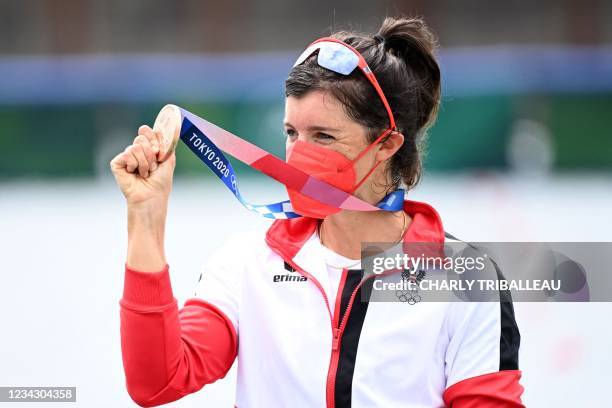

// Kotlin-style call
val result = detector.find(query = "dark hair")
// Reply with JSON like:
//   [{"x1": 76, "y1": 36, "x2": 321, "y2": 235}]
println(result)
[{"x1": 285, "y1": 16, "x2": 441, "y2": 191}]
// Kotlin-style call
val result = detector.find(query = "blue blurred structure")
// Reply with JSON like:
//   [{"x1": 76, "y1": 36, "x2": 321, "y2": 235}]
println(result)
[{"x1": 1, "y1": 46, "x2": 612, "y2": 104}]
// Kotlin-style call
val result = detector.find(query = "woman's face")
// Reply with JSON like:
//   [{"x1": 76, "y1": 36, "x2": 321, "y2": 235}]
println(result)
[{"x1": 284, "y1": 89, "x2": 385, "y2": 197}]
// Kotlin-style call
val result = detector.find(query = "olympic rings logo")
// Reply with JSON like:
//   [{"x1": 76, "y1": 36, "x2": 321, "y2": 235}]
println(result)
[
  {"x1": 395, "y1": 290, "x2": 422, "y2": 305},
  {"x1": 395, "y1": 268, "x2": 426, "y2": 305}
]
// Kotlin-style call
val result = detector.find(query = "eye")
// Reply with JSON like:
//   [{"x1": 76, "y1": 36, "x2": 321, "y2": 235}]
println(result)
[
  {"x1": 284, "y1": 128, "x2": 297, "y2": 140},
  {"x1": 314, "y1": 132, "x2": 336, "y2": 143}
]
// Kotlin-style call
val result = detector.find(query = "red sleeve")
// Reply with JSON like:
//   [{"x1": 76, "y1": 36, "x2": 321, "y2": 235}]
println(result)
[
  {"x1": 119, "y1": 264, "x2": 238, "y2": 407},
  {"x1": 443, "y1": 370, "x2": 525, "y2": 408}
]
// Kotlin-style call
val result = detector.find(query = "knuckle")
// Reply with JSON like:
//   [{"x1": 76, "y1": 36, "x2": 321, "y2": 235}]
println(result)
[
  {"x1": 144, "y1": 146, "x2": 156, "y2": 159},
  {"x1": 138, "y1": 126, "x2": 155, "y2": 139},
  {"x1": 133, "y1": 145, "x2": 145, "y2": 157},
  {"x1": 137, "y1": 144, "x2": 149, "y2": 158},
  {"x1": 138, "y1": 151, "x2": 149, "y2": 165},
  {"x1": 136, "y1": 139, "x2": 150, "y2": 151}
]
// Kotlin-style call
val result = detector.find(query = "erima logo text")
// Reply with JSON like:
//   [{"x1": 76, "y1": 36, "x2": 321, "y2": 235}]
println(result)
[
  {"x1": 273, "y1": 274, "x2": 307, "y2": 283},
  {"x1": 274, "y1": 262, "x2": 307, "y2": 282}
]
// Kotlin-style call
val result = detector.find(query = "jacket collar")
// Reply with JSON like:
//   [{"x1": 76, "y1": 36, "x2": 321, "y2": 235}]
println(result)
[{"x1": 265, "y1": 199, "x2": 445, "y2": 266}]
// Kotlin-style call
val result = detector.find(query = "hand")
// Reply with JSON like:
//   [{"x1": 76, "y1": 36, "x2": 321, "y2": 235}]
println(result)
[{"x1": 110, "y1": 125, "x2": 176, "y2": 208}]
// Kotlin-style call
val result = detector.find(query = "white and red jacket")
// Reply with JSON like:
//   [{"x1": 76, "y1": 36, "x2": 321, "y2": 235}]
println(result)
[{"x1": 119, "y1": 200, "x2": 524, "y2": 407}]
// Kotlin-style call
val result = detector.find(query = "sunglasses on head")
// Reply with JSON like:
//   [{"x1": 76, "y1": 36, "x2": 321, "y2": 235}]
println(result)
[{"x1": 293, "y1": 37, "x2": 397, "y2": 133}]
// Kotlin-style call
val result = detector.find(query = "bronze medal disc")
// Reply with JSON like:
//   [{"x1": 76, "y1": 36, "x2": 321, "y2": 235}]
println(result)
[{"x1": 152, "y1": 104, "x2": 181, "y2": 162}]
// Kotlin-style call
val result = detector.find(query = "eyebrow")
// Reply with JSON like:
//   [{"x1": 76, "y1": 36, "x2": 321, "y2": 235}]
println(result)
[{"x1": 283, "y1": 121, "x2": 341, "y2": 133}]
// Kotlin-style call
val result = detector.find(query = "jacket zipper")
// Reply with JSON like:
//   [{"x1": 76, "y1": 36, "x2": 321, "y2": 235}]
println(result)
[
  {"x1": 325, "y1": 268, "x2": 347, "y2": 408},
  {"x1": 325, "y1": 270, "x2": 376, "y2": 408},
  {"x1": 279, "y1": 257, "x2": 374, "y2": 408}
]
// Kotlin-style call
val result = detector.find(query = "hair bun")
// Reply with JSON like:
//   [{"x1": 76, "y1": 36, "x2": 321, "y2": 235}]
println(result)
[
  {"x1": 378, "y1": 16, "x2": 437, "y2": 57},
  {"x1": 377, "y1": 16, "x2": 441, "y2": 130},
  {"x1": 373, "y1": 34, "x2": 385, "y2": 45}
]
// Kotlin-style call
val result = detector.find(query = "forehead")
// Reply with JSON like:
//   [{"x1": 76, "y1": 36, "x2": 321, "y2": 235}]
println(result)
[{"x1": 284, "y1": 90, "x2": 352, "y2": 128}]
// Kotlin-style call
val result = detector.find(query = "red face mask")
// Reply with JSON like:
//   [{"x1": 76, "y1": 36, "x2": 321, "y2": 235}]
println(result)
[{"x1": 285, "y1": 131, "x2": 389, "y2": 219}]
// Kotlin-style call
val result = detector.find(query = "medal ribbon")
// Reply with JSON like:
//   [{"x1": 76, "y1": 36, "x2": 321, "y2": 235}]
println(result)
[{"x1": 177, "y1": 107, "x2": 404, "y2": 219}]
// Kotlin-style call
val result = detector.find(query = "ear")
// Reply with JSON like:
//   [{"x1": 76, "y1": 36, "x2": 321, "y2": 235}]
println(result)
[{"x1": 375, "y1": 131, "x2": 404, "y2": 162}]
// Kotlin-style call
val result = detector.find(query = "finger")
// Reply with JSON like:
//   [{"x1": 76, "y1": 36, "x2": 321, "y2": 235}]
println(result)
[
  {"x1": 133, "y1": 133, "x2": 151, "y2": 146},
  {"x1": 122, "y1": 145, "x2": 147, "y2": 177},
  {"x1": 110, "y1": 153, "x2": 127, "y2": 172},
  {"x1": 123, "y1": 147, "x2": 139, "y2": 174},
  {"x1": 138, "y1": 125, "x2": 161, "y2": 152},
  {"x1": 134, "y1": 132, "x2": 159, "y2": 155},
  {"x1": 134, "y1": 135, "x2": 158, "y2": 171},
  {"x1": 130, "y1": 144, "x2": 150, "y2": 178}
]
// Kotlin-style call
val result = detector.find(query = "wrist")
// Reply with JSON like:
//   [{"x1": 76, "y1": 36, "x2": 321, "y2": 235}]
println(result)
[
  {"x1": 127, "y1": 201, "x2": 167, "y2": 255},
  {"x1": 126, "y1": 204, "x2": 167, "y2": 271},
  {"x1": 127, "y1": 201, "x2": 167, "y2": 230}
]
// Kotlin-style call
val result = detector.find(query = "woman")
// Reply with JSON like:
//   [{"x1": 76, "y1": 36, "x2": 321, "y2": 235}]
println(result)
[{"x1": 111, "y1": 16, "x2": 524, "y2": 407}]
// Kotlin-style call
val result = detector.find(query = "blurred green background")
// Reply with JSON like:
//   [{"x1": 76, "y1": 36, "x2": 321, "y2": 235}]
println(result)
[
  {"x1": 1, "y1": 0, "x2": 611, "y2": 179},
  {"x1": 2, "y1": 94, "x2": 611, "y2": 178}
]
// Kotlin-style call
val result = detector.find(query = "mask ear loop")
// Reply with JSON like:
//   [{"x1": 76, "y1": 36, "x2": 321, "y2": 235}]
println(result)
[
  {"x1": 348, "y1": 128, "x2": 394, "y2": 193},
  {"x1": 351, "y1": 159, "x2": 383, "y2": 193}
]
